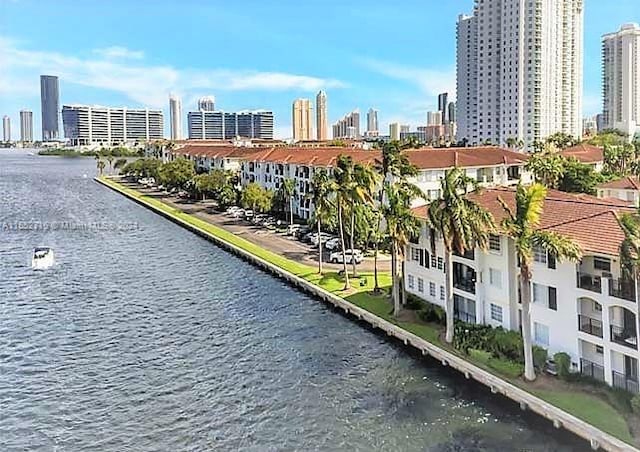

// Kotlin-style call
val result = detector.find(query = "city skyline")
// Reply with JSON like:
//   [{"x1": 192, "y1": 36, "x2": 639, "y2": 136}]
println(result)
[{"x1": 0, "y1": 0, "x2": 638, "y2": 140}]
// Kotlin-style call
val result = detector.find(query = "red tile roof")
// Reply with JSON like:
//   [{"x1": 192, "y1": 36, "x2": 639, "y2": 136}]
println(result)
[
  {"x1": 412, "y1": 188, "x2": 634, "y2": 256},
  {"x1": 598, "y1": 176, "x2": 640, "y2": 190},
  {"x1": 559, "y1": 144, "x2": 604, "y2": 164},
  {"x1": 404, "y1": 146, "x2": 529, "y2": 169}
]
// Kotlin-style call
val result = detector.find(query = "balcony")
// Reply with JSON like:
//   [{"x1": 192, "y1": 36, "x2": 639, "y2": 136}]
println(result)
[
  {"x1": 578, "y1": 315, "x2": 603, "y2": 338},
  {"x1": 609, "y1": 278, "x2": 636, "y2": 303},
  {"x1": 577, "y1": 272, "x2": 602, "y2": 294},
  {"x1": 580, "y1": 358, "x2": 605, "y2": 382},
  {"x1": 454, "y1": 310, "x2": 477, "y2": 324},
  {"x1": 612, "y1": 370, "x2": 639, "y2": 394},
  {"x1": 453, "y1": 263, "x2": 476, "y2": 295},
  {"x1": 610, "y1": 325, "x2": 638, "y2": 349}
]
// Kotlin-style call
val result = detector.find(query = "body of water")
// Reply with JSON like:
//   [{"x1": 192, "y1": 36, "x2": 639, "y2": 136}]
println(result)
[{"x1": 0, "y1": 150, "x2": 586, "y2": 451}]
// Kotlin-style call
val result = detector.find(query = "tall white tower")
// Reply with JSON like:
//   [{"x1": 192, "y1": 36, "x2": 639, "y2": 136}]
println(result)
[
  {"x1": 456, "y1": 0, "x2": 584, "y2": 148},
  {"x1": 603, "y1": 23, "x2": 640, "y2": 141},
  {"x1": 292, "y1": 98, "x2": 313, "y2": 141},
  {"x1": 169, "y1": 94, "x2": 182, "y2": 140},
  {"x1": 316, "y1": 91, "x2": 327, "y2": 140},
  {"x1": 2, "y1": 115, "x2": 10, "y2": 142}
]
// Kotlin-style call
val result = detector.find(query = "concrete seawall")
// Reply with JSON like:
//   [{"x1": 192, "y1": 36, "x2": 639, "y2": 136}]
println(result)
[{"x1": 96, "y1": 177, "x2": 637, "y2": 452}]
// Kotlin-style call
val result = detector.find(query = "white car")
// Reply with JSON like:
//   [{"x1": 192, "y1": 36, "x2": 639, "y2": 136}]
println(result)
[
  {"x1": 244, "y1": 210, "x2": 255, "y2": 219},
  {"x1": 329, "y1": 249, "x2": 363, "y2": 264},
  {"x1": 310, "y1": 233, "x2": 333, "y2": 246},
  {"x1": 324, "y1": 237, "x2": 342, "y2": 251},
  {"x1": 226, "y1": 206, "x2": 240, "y2": 215}
]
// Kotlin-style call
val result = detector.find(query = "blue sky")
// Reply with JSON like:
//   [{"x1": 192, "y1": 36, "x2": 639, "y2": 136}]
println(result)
[{"x1": 1, "y1": 0, "x2": 639, "y2": 140}]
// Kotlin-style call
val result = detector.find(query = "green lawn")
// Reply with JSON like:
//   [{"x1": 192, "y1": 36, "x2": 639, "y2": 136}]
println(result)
[
  {"x1": 99, "y1": 176, "x2": 636, "y2": 447},
  {"x1": 532, "y1": 390, "x2": 634, "y2": 444}
]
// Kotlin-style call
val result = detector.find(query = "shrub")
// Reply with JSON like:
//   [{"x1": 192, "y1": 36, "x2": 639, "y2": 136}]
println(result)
[
  {"x1": 453, "y1": 323, "x2": 523, "y2": 362},
  {"x1": 418, "y1": 302, "x2": 446, "y2": 325},
  {"x1": 632, "y1": 394, "x2": 640, "y2": 415},
  {"x1": 468, "y1": 349, "x2": 523, "y2": 379},
  {"x1": 405, "y1": 293, "x2": 424, "y2": 311},
  {"x1": 532, "y1": 346, "x2": 548, "y2": 370},
  {"x1": 553, "y1": 352, "x2": 571, "y2": 379}
]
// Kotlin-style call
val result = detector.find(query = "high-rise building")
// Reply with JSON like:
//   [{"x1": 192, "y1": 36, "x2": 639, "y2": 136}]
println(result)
[
  {"x1": 427, "y1": 111, "x2": 443, "y2": 126},
  {"x1": 20, "y1": 110, "x2": 33, "y2": 142},
  {"x1": 62, "y1": 105, "x2": 164, "y2": 146},
  {"x1": 602, "y1": 23, "x2": 640, "y2": 141},
  {"x1": 316, "y1": 91, "x2": 327, "y2": 140},
  {"x1": 2, "y1": 115, "x2": 10, "y2": 142},
  {"x1": 366, "y1": 108, "x2": 379, "y2": 136},
  {"x1": 389, "y1": 122, "x2": 400, "y2": 141},
  {"x1": 187, "y1": 110, "x2": 274, "y2": 140},
  {"x1": 198, "y1": 96, "x2": 216, "y2": 112},
  {"x1": 400, "y1": 124, "x2": 410, "y2": 134},
  {"x1": 332, "y1": 110, "x2": 360, "y2": 139},
  {"x1": 292, "y1": 98, "x2": 313, "y2": 141},
  {"x1": 40, "y1": 75, "x2": 60, "y2": 141},
  {"x1": 169, "y1": 94, "x2": 182, "y2": 140},
  {"x1": 596, "y1": 113, "x2": 606, "y2": 134},
  {"x1": 456, "y1": 1, "x2": 584, "y2": 148},
  {"x1": 582, "y1": 116, "x2": 598, "y2": 137},
  {"x1": 438, "y1": 93, "x2": 449, "y2": 123},
  {"x1": 447, "y1": 102, "x2": 456, "y2": 124}
]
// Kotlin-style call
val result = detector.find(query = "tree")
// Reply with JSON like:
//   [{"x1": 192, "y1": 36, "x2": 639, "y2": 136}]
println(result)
[
  {"x1": 96, "y1": 159, "x2": 106, "y2": 176},
  {"x1": 281, "y1": 178, "x2": 297, "y2": 225},
  {"x1": 603, "y1": 143, "x2": 637, "y2": 176},
  {"x1": 241, "y1": 183, "x2": 272, "y2": 213},
  {"x1": 106, "y1": 155, "x2": 114, "y2": 174},
  {"x1": 114, "y1": 158, "x2": 128, "y2": 174},
  {"x1": 157, "y1": 158, "x2": 196, "y2": 191},
  {"x1": 525, "y1": 150, "x2": 565, "y2": 188},
  {"x1": 309, "y1": 169, "x2": 335, "y2": 274},
  {"x1": 619, "y1": 212, "x2": 640, "y2": 285},
  {"x1": 384, "y1": 181, "x2": 421, "y2": 315},
  {"x1": 193, "y1": 169, "x2": 236, "y2": 202},
  {"x1": 587, "y1": 129, "x2": 628, "y2": 147},
  {"x1": 557, "y1": 158, "x2": 603, "y2": 195},
  {"x1": 333, "y1": 155, "x2": 357, "y2": 290},
  {"x1": 498, "y1": 183, "x2": 581, "y2": 380},
  {"x1": 546, "y1": 132, "x2": 578, "y2": 150},
  {"x1": 427, "y1": 168, "x2": 495, "y2": 343},
  {"x1": 347, "y1": 163, "x2": 379, "y2": 277}
]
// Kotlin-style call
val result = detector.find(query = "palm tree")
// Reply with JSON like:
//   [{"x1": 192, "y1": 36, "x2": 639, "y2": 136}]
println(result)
[
  {"x1": 427, "y1": 168, "x2": 495, "y2": 344},
  {"x1": 96, "y1": 159, "x2": 106, "y2": 176},
  {"x1": 114, "y1": 158, "x2": 128, "y2": 174},
  {"x1": 384, "y1": 181, "x2": 421, "y2": 315},
  {"x1": 309, "y1": 169, "x2": 334, "y2": 275},
  {"x1": 333, "y1": 155, "x2": 357, "y2": 290},
  {"x1": 498, "y1": 183, "x2": 581, "y2": 381},
  {"x1": 281, "y1": 178, "x2": 297, "y2": 225},
  {"x1": 106, "y1": 155, "x2": 114, "y2": 174},
  {"x1": 347, "y1": 163, "x2": 379, "y2": 277},
  {"x1": 619, "y1": 212, "x2": 640, "y2": 279}
]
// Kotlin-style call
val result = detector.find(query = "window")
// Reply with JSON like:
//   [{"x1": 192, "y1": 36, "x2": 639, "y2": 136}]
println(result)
[
  {"x1": 594, "y1": 301, "x2": 602, "y2": 312},
  {"x1": 437, "y1": 257, "x2": 444, "y2": 270},
  {"x1": 534, "y1": 322, "x2": 549, "y2": 346},
  {"x1": 411, "y1": 247, "x2": 420, "y2": 262},
  {"x1": 533, "y1": 245, "x2": 547, "y2": 264},
  {"x1": 440, "y1": 286, "x2": 445, "y2": 301},
  {"x1": 418, "y1": 278, "x2": 424, "y2": 293},
  {"x1": 548, "y1": 287, "x2": 557, "y2": 311},
  {"x1": 429, "y1": 282, "x2": 436, "y2": 297},
  {"x1": 532, "y1": 283, "x2": 547, "y2": 304},
  {"x1": 490, "y1": 303, "x2": 503, "y2": 322},
  {"x1": 596, "y1": 345, "x2": 604, "y2": 355},
  {"x1": 489, "y1": 234, "x2": 501, "y2": 252},
  {"x1": 408, "y1": 275, "x2": 415, "y2": 289},
  {"x1": 489, "y1": 268, "x2": 502, "y2": 288},
  {"x1": 431, "y1": 255, "x2": 437, "y2": 268},
  {"x1": 593, "y1": 257, "x2": 611, "y2": 272},
  {"x1": 421, "y1": 250, "x2": 430, "y2": 269}
]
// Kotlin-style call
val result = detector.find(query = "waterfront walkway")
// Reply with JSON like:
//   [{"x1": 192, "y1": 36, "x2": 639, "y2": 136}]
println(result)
[{"x1": 97, "y1": 176, "x2": 638, "y2": 452}]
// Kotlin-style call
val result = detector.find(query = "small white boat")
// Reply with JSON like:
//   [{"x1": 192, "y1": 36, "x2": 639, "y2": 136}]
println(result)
[{"x1": 32, "y1": 247, "x2": 55, "y2": 270}]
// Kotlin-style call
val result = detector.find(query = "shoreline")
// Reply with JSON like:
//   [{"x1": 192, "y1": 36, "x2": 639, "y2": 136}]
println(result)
[{"x1": 96, "y1": 175, "x2": 637, "y2": 452}]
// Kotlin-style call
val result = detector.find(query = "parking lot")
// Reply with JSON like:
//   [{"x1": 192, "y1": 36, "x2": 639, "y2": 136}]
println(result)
[{"x1": 127, "y1": 181, "x2": 391, "y2": 273}]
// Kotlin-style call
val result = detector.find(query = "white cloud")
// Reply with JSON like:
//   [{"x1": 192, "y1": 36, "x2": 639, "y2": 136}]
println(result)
[
  {"x1": 93, "y1": 46, "x2": 145, "y2": 60},
  {"x1": 359, "y1": 58, "x2": 456, "y2": 100},
  {"x1": 0, "y1": 37, "x2": 345, "y2": 108}
]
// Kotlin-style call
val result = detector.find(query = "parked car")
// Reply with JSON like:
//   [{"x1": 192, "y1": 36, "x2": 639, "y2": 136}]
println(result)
[
  {"x1": 287, "y1": 224, "x2": 303, "y2": 235},
  {"x1": 324, "y1": 237, "x2": 342, "y2": 251},
  {"x1": 329, "y1": 249, "x2": 363, "y2": 264},
  {"x1": 230, "y1": 209, "x2": 245, "y2": 219},
  {"x1": 226, "y1": 206, "x2": 241, "y2": 215},
  {"x1": 243, "y1": 210, "x2": 255, "y2": 219},
  {"x1": 293, "y1": 227, "x2": 311, "y2": 239}
]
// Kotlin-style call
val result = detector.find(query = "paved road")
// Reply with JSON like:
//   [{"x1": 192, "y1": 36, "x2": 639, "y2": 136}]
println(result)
[{"x1": 127, "y1": 182, "x2": 391, "y2": 273}]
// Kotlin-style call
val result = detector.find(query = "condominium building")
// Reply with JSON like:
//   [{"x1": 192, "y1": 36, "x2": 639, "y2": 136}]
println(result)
[
  {"x1": 366, "y1": 108, "x2": 379, "y2": 137},
  {"x1": 316, "y1": 91, "x2": 328, "y2": 141},
  {"x1": 583, "y1": 116, "x2": 598, "y2": 138},
  {"x1": 447, "y1": 102, "x2": 456, "y2": 124},
  {"x1": 438, "y1": 93, "x2": 449, "y2": 123},
  {"x1": 389, "y1": 122, "x2": 400, "y2": 141},
  {"x1": 198, "y1": 96, "x2": 216, "y2": 112},
  {"x1": 427, "y1": 111, "x2": 443, "y2": 127},
  {"x1": 20, "y1": 110, "x2": 33, "y2": 142},
  {"x1": 40, "y1": 75, "x2": 60, "y2": 141},
  {"x1": 406, "y1": 190, "x2": 639, "y2": 394},
  {"x1": 2, "y1": 115, "x2": 10, "y2": 142},
  {"x1": 292, "y1": 98, "x2": 313, "y2": 141},
  {"x1": 456, "y1": 0, "x2": 584, "y2": 148},
  {"x1": 62, "y1": 105, "x2": 164, "y2": 146},
  {"x1": 602, "y1": 23, "x2": 640, "y2": 142},
  {"x1": 332, "y1": 110, "x2": 360, "y2": 139},
  {"x1": 169, "y1": 94, "x2": 183, "y2": 140},
  {"x1": 187, "y1": 110, "x2": 274, "y2": 140}
]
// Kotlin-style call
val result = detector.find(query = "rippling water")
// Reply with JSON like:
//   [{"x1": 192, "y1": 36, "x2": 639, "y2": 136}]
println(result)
[{"x1": 0, "y1": 150, "x2": 587, "y2": 451}]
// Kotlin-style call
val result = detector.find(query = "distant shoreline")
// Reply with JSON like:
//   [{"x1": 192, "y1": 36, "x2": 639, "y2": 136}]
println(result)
[{"x1": 37, "y1": 148, "x2": 144, "y2": 158}]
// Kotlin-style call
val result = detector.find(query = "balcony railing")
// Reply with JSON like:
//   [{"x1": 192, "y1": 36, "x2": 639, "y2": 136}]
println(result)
[
  {"x1": 612, "y1": 370, "x2": 640, "y2": 394},
  {"x1": 454, "y1": 278, "x2": 476, "y2": 295},
  {"x1": 609, "y1": 278, "x2": 636, "y2": 303},
  {"x1": 610, "y1": 325, "x2": 638, "y2": 349},
  {"x1": 577, "y1": 272, "x2": 602, "y2": 294},
  {"x1": 578, "y1": 315, "x2": 603, "y2": 338},
  {"x1": 580, "y1": 358, "x2": 605, "y2": 382},
  {"x1": 454, "y1": 310, "x2": 477, "y2": 324}
]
